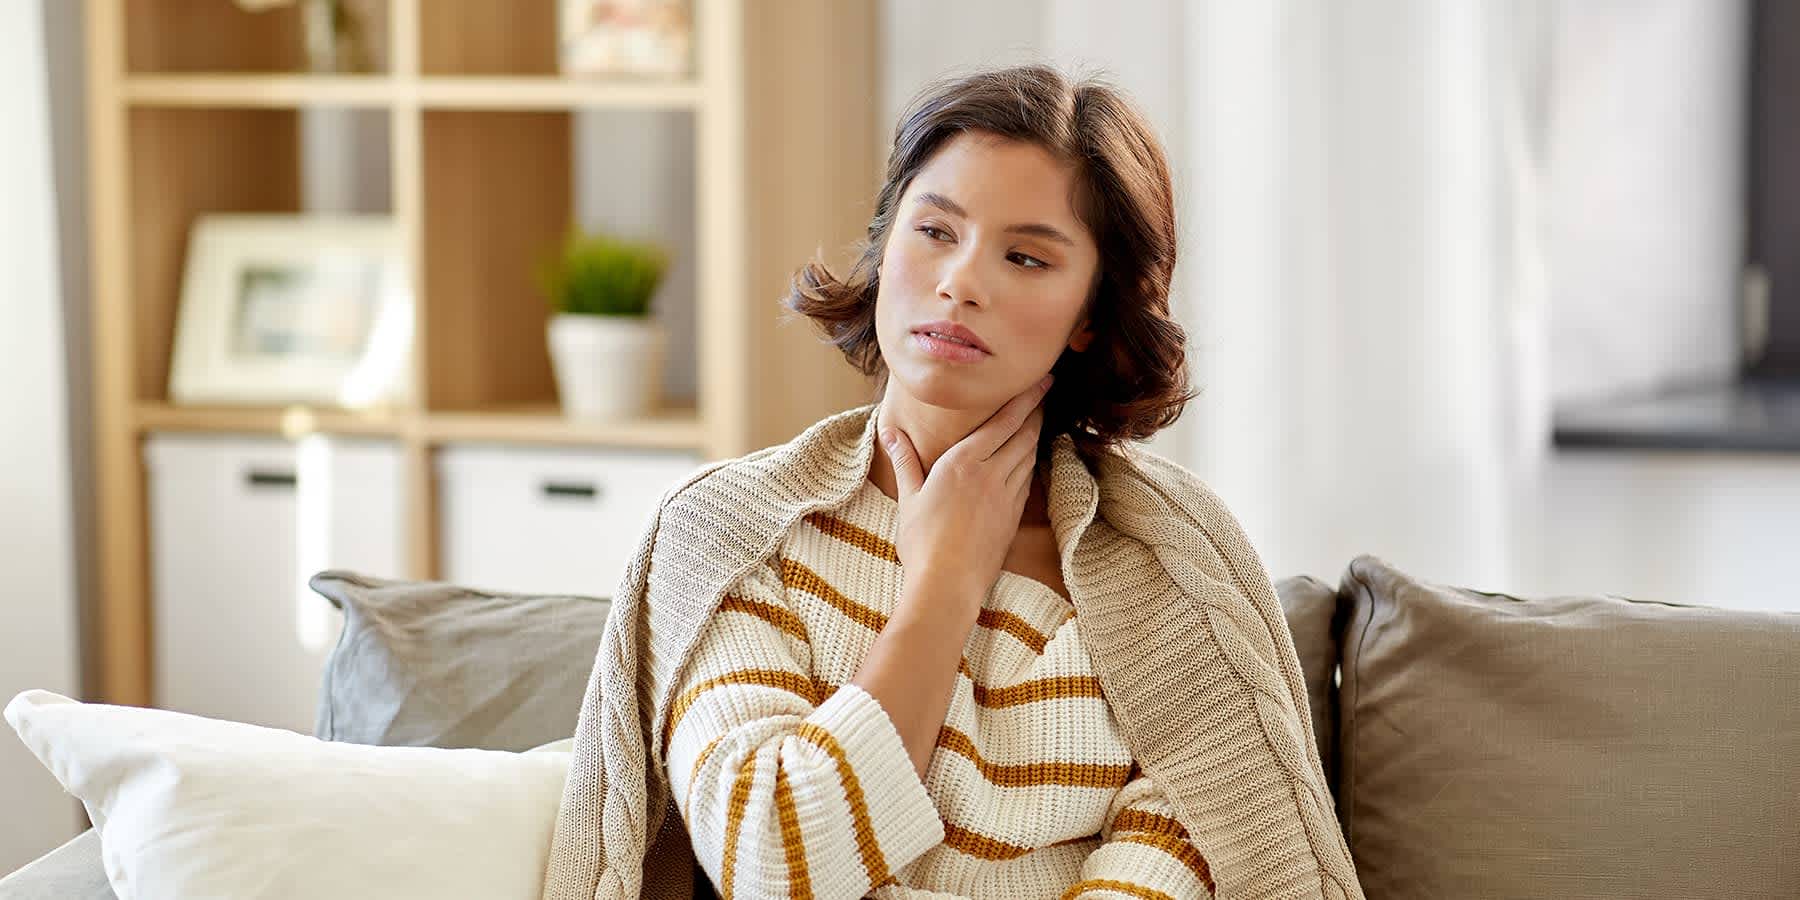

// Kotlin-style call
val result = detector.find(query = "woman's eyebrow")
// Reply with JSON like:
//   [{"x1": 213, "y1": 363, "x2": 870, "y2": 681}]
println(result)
[{"x1": 915, "y1": 191, "x2": 1076, "y2": 246}]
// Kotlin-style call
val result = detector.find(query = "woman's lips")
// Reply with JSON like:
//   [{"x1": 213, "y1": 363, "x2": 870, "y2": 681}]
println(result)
[{"x1": 911, "y1": 330, "x2": 990, "y2": 363}]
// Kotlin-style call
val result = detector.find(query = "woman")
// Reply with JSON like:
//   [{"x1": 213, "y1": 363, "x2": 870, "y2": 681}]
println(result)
[{"x1": 541, "y1": 65, "x2": 1362, "y2": 900}]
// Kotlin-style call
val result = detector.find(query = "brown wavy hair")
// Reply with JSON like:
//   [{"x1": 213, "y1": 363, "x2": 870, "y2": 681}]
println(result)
[{"x1": 783, "y1": 63, "x2": 1194, "y2": 467}]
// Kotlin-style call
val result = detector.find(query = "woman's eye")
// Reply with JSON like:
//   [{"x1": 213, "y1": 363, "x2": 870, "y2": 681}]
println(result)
[{"x1": 916, "y1": 225, "x2": 1045, "y2": 270}]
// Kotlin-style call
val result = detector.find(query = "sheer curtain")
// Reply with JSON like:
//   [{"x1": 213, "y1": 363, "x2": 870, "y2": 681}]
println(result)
[
  {"x1": 880, "y1": 0, "x2": 1554, "y2": 588},
  {"x1": 880, "y1": 1, "x2": 1752, "y2": 591},
  {"x1": 1175, "y1": 0, "x2": 1552, "y2": 587}
]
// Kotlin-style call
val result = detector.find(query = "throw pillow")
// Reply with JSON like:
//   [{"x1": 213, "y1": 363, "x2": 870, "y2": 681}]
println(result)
[
  {"x1": 309, "y1": 569, "x2": 610, "y2": 752},
  {"x1": 5, "y1": 690, "x2": 569, "y2": 900},
  {"x1": 1337, "y1": 554, "x2": 1800, "y2": 898}
]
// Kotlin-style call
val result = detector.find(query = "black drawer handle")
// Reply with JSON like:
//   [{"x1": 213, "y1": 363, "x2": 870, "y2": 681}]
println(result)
[
  {"x1": 542, "y1": 481, "x2": 600, "y2": 501},
  {"x1": 245, "y1": 469, "x2": 297, "y2": 489}
]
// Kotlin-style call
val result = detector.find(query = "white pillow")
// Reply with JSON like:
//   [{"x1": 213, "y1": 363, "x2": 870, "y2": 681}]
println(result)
[{"x1": 5, "y1": 689, "x2": 572, "y2": 900}]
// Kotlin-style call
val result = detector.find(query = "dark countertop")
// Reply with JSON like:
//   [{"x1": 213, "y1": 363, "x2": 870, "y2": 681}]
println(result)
[{"x1": 1552, "y1": 377, "x2": 1800, "y2": 454}]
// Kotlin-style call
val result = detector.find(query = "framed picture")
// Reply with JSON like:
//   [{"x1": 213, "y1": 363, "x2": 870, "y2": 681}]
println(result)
[
  {"x1": 559, "y1": 0, "x2": 693, "y2": 78},
  {"x1": 169, "y1": 214, "x2": 413, "y2": 409}
]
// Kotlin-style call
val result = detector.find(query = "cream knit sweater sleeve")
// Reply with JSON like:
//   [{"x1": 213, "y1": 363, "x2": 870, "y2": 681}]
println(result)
[
  {"x1": 664, "y1": 557, "x2": 946, "y2": 899},
  {"x1": 1065, "y1": 775, "x2": 1216, "y2": 899}
]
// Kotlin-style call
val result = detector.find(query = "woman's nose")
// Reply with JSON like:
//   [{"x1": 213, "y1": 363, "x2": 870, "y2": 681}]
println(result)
[{"x1": 935, "y1": 245, "x2": 988, "y2": 307}]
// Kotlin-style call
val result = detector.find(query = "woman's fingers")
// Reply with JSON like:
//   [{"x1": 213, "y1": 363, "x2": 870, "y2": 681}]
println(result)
[
  {"x1": 884, "y1": 372, "x2": 1052, "y2": 596},
  {"x1": 998, "y1": 405, "x2": 1044, "y2": 482},
  {"x1": 1006, "y1": 451, "x2": 1036, "y2": 496},
  {"x1": 957, "y1": 374, "x2": 1053, "y2": 463},
  {"x1": 883, "y1": 426, "x2": 924, "y2": 498}
]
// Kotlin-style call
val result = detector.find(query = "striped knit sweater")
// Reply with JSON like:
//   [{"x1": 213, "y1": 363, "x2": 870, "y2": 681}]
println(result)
[
  {"x1": 665, "y1": 476, "x2": 1215, "y2": 899},
  {"x1": 540, "y1": 403, "x2": 1364, "y2": 900}
]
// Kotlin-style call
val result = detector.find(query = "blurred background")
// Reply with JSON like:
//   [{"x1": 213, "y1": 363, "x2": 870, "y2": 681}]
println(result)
[{"x1": 4, "y1": 0, "x2": 1797, "y2": 874}]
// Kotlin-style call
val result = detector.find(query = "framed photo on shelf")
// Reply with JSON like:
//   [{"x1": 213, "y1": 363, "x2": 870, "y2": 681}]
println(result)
[
  {"x1": 168, "y1": 214, "x2": 413, "y2": 410},
  {"x1": 559, "y1": 0, "x2": 693, "y2": 78}
]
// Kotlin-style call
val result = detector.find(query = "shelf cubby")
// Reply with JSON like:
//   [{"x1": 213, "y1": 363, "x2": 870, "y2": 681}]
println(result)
[
  {"x1": 124, "y1": 0, "x2": 392, "y2": 75},
  {"x1": 419, "y1": 109, "x2": 570, "y2": 413},
  {"x1": 418, "y1": 0, "x2": 558, "y2": 76},
  {"x1": 127, "y1": 106, "x2": 305, "y2": 404}
]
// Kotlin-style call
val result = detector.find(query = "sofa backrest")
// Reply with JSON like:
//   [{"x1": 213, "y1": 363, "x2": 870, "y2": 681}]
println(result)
[{"x1": 311, "y1": 558, "x2": 1800, "y2": 899}]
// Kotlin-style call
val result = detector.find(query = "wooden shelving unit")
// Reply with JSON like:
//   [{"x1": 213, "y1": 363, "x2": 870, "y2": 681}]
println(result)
[{"x1": 86, "y1": 0, "x2": 882, "y2": 706}]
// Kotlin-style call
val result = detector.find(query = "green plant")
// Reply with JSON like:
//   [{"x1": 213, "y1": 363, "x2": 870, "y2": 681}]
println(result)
[{"x1": 535, "y1": 228, "x2": 670, "y2": 318}]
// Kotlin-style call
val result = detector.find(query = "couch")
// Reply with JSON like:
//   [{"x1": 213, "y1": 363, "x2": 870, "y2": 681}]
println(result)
[{"x1": 5, "y1": 556, "x2": 1797, "y2": 899}]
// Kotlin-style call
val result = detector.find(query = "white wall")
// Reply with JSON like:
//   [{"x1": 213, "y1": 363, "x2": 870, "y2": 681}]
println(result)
[
  {"x1": 1523, "y1": 452, "x2": 1800, "y2": 610},
  {"x1": 0, "y1": 0, "x2": 88, "y2": 875}
]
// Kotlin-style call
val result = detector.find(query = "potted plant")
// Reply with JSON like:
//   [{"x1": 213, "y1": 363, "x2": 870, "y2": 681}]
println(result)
[{"x1": 536, "y1": 227, "x2": 670, "y2": 419}]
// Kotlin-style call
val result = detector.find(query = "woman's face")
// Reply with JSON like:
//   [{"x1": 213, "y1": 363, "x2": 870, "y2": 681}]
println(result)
[{"x1": 875, "y1": 130, "x2": 1099, "y2": 412}]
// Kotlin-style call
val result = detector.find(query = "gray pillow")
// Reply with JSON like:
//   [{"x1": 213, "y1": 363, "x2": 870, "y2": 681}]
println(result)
[
  {"x1": 309, "y1": 570, "x2": 610, "y2": 752},
  {"x1": 1275, "y1": 574, "x2": 1343, "y2": 789},
  {"x1": 1337, "y1": 554, "x2": 1800, "y2": 899}
]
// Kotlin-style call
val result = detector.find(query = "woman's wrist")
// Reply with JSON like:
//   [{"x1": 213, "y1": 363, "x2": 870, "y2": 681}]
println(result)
[
  {"x1": 897, "y1": 567, "x2": 988, "y2": 621},
  {"x1": 851, "y1": 574, "x2": 986, "y2": 777}
]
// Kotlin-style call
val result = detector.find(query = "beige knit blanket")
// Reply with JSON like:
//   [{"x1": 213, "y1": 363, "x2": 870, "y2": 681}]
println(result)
[{"x1": 540, "y1": 403, "x2": 1364, "y2": 899}]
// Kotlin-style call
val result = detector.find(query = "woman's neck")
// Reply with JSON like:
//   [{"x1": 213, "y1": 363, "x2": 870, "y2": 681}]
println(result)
[{"x1": 867, "y1": 388, "x2": 1052, "y2": 526}]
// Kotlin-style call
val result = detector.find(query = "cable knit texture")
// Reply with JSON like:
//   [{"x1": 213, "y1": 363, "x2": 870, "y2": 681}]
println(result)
[{"x1": 540, "y1": 403, "x2": 1363, "y2": 900}]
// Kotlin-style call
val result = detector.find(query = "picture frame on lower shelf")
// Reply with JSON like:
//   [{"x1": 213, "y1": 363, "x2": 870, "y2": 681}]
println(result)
[{"x1": 169, "y1": 214, "x2": 413, "y2": 410}]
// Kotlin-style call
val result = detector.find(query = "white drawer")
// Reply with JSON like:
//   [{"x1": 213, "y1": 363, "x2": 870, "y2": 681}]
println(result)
[
  {"x1": 143, "y1": 434, "x2": 407, "y2": 734},
  {"x1": 435, "y1": 444, "x2": 704, "y2": 598}
]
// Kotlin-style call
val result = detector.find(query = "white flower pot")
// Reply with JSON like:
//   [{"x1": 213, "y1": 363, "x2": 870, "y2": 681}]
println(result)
[{"x1": 547, "y1": 313, "x2": 665, "y2": 419}]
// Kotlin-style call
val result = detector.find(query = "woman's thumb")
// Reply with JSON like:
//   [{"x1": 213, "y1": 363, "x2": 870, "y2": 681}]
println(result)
[{"x1": 882, "y1": 428, "x2": 923, "y2": 497}]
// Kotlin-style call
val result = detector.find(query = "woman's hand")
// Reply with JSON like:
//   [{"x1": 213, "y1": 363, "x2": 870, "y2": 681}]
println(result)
[
  {"x1": 881, "y1": 373, "x2": 1051, "y2": 610},
  {"x1": 857, "y1": 373, "x2": 1052, "y2": 778}
]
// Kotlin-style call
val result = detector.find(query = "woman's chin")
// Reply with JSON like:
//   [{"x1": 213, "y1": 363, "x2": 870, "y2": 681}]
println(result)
[{"x1": 886, "y1": 369, "x2": 997, "y2": 412}]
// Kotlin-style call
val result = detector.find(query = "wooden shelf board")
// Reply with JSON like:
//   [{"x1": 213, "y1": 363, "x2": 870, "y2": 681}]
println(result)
[
  {"x1": 133, "y1": 402, "x2": 410, "y2": 438},
  {"x1": 413, "y1": 76, "x2": 702, "y2": 110},
  {"x1": 120, "y1": 75, "x2": 702, "y2": 111},
  {"x1": 422, "y1": 403, "x2": 706, "y2": 450},
  {"x1": 123, "y1": 75, "x2": 396, "y2": 107}
]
